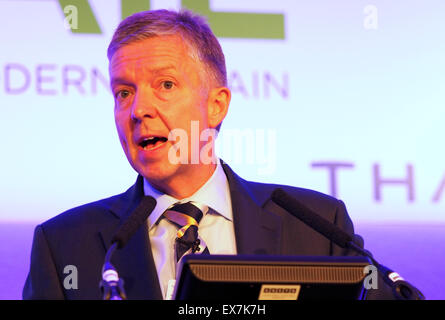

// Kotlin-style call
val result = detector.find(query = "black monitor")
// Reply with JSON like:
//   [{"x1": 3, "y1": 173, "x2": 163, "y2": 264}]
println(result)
[{"x1": 173, "y1": 254, "x2": 372, "y2": 300}]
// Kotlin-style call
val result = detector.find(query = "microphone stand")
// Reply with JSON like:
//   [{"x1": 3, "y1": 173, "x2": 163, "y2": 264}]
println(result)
[
  {"x1": 271, "y1": 188, "x2": 425, "y2": 300},
  {"x1": 347, "y1": 241, "x2": 424, "y2": 300},
  {"x1": 99, "y1": 242, "x2": 127, "y2": 300},
  {"x1": 97, "y1": 195, "x2": 157, "y2": 300}
]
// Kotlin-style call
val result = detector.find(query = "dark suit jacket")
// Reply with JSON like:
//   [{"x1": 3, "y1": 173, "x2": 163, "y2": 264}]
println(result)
[{"x1": 23, "y1": 162, "x2": 394, "y2": 299}]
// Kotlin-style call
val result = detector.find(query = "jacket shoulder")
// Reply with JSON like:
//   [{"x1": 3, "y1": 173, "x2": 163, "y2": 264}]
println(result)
[
  {"x1": 244, "y1": 179, "x2": 343, "y2": 214},
  {"x1": 40, "y1": 192, "x2": 124, "y2": 232}
]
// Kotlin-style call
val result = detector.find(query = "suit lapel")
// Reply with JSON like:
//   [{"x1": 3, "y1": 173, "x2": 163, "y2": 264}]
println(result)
[
  {"x1": 221, "y1": 162, "x2": 282, "y2": 256},
  {"x1": 99, "y1": 176, "x2": 162, "y2": 299},
  {"x1": 98, "y1": 176, "x2": 145, "y2": 254}
]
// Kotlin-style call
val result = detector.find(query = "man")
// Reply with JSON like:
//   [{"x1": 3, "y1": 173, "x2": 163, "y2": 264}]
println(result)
[{"x1": 23, "y1": 9, "x2": 394, "y2": 300}]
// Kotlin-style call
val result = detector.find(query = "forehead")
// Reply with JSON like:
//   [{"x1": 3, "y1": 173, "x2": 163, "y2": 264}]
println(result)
[{"x1": 109, "y1": 35, "x2": 196, "y2": 75}]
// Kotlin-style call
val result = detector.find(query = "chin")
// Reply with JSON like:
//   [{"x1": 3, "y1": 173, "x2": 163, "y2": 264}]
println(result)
[{"x1": 135, "y1": 161, "x2": 178, "y2": 187}]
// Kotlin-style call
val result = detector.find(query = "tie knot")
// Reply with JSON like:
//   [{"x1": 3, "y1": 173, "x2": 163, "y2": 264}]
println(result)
[
  {"x1": 164, "y1": 201, "x2": 210, "y2": 261},
  {"x1": 164, "y1": 201, "x2": 208, "y2": 229}
]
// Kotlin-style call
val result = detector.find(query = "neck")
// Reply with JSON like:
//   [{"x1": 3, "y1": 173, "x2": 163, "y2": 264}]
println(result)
[{"x1": 150, "y1": 162, "x2": 217, "y2": 199}]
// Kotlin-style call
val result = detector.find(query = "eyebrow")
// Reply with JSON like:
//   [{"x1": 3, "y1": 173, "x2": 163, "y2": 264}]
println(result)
[
  {"x1": 110, "y1": 77, "x2": 134, "y2": 87},
  {"x1": 110, "y1": 65, "x2": 177, "y2": 87}
]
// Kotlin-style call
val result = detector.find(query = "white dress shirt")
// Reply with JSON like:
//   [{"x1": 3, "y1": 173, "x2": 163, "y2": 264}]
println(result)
[{"x1": 143, "y1": 160, "x2": 237, "y2": 299}]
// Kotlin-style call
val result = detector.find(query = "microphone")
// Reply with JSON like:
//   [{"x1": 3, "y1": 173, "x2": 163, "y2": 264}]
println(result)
[
  {"x1": 100, "y1": 195, "x2": 157, "y2": 300},
  {"x1": 271, "y1": 188, "x2": 425, "y2": 300}
]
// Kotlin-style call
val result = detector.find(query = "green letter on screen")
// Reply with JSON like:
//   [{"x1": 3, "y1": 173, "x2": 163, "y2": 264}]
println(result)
[{"x1": 182, "y1": 0, "x2": 285, "y2": 39}]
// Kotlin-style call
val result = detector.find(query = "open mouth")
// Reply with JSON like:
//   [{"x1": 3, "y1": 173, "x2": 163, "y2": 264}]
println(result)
[{"x1": 138, "y1": 136, "x2": 168, "y2": 150}]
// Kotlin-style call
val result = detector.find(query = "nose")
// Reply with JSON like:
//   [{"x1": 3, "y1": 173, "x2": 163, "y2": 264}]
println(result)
[{"x1": 130, "y1": 88, "x2": 158, "y2": 123}]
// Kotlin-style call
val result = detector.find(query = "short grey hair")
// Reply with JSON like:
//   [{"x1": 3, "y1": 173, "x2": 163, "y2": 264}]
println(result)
[{"x1": 107, "y1": 9, "x2": 227, "y2": 87}]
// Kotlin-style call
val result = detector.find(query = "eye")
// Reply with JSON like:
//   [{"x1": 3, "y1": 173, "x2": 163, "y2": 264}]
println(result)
[
  {"x1": 116, "y1": 89, "x2": 130, "y2": 99},
  {"x1": 162, "y1": 81, "x2": 174, "y2": 90}
]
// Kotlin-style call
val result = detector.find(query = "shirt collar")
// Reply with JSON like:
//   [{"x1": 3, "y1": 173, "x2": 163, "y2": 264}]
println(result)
[{"x1": 143, "y1": 160, "x2": 233, "y2": 230}]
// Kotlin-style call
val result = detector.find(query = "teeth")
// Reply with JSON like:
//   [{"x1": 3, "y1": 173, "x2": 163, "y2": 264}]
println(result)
[
  {"x1": 140, "y1": 136, "x2": 166, "y2": 149},
  {"x1": 141, "y1": 137, "x2": 155, "y2": 144}
]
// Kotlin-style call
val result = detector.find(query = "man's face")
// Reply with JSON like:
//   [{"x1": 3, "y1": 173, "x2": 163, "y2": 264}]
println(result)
[{"x1": 109, "y1": 35, "x2": 213, "y2": 189}]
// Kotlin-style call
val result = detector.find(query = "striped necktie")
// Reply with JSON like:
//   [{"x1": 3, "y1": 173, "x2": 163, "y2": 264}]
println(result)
[{"x1": 164, "y1": 201, "x2": 210, "y2": 262}]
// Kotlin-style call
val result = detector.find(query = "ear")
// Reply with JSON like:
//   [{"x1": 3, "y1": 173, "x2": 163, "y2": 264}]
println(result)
[{"x1": 207, "y1": 86, "x2": 231, "y2": 130}]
